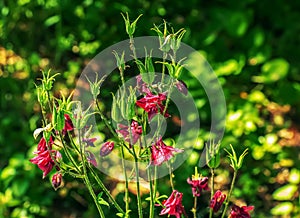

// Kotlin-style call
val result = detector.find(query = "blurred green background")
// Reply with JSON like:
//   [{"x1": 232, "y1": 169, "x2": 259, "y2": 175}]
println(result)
[{"x1": 1, "y1": 0, "x2": 300, "y2": 217}]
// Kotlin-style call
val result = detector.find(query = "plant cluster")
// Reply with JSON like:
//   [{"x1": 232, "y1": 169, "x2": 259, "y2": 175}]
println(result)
[{"x1": 30, "y1": 14, "x2": 254, "y2": 218}]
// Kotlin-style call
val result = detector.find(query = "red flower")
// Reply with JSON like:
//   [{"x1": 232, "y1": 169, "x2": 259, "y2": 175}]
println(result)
[
  {"x1": 150, "y1": 137, "x2": 183, "y2": 166},
  {"x1": 210, "y1": 190, "x2": 226, "y2": 212},
  {"x1": 36, "y1": 136, "x2": 53, "y2": 152},
  {"x1": 82, "y1": 137, "x2": 97, "y2": 147},
  {"x1": 159, "y1": 190, "x2": 186, "y2": 218},
  {"x1": 117, "y1": 121, "x2": 142, "y2": 145},
  {"x1": 86, "y1": 151, "x2": 97, "y2": 167},
  {"x1": 136, "y1": 75, "x2": 151, "y2": 94},
  {"x1": 175, "y1": 80, "x2": 188, "y2": 96},
  {"x1": 229, "y1": 205, "x2": 254, "y2": 218},
  {"x1": 136, "y1": 92, "x2": 169, "y2": 121},
  {"x1": 52, "y1": 172, "x2": 63, "y2": 190},
  {"x1": 62, "y1": 114, "x2": 74, "y2": 135},
  {"x1": 30, "y1": 149, "x2": 61, "y2": 178},
  {"x1": 187, "y1": 176, "x2": 209, "y2": 197},
  {"x1": 100, "y1": 141, "x2": 115, "y2": 157}
]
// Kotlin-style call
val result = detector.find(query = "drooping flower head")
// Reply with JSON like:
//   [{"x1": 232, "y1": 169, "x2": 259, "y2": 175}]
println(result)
[
  {"x1": 62, "y1": 114, "x2": 74, "y2": 135},
  {"x1": 136, "y1": 92, "x2": 169, "y2": 121},
  {"x1": 86, "y1": 150, "x2": 97, "y2": 167},
  {"x1": 82, "y1": 137, "x2": 97, "y2": 147},
  {"x1": 52, "y1": 172, "x2": 63, "y2": 190},
  {"x1": 30, "y1": 149, "x2": 61, "y2": 178},
  {"x1": 150, "y1": 137, "x2": 183, "y2": 166},
  {"x1": 117, "y1": 120, "x2": 142, "y2": 145},
  {"x1": 36, "y1": 136, "x2": 54, "y2": 152},
  {"x1": 187, "y1": 169, "x2": 209, "y2": 197},
  {"x1": 229, "y1": 204, "x2": 254, "y2": 218},
  {"x1": 210, "y1": 190, "x2": 226, "y2": 213},
  {"x1": 100, "y1": 141, "x2": 115, "y2": 157},
  {"x1": 175, "y1": 80, "x2": 188, "y2": 96},
  {"x1": 136, "y1": 74, "x2": 151, "y2": 95},
  {"x1": 158, "y1": 190, "x2": 186, "y2": 218}
]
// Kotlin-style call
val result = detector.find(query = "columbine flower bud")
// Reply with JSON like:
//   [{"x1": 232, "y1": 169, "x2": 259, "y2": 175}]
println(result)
[
  {"x1": 100, "y1": 141, "x2": 114, "y2": 157},
  {"x1": 41, "y1": 69, "x2": 59, "y2": 91},
  {"x1": 86, "y1": 73, "x2": 106, "y2": 101},
  {"x1": 121, "y1": 12, "x2": 142, "y2": 37},
  {"x1": 225, "y1": 144, "x2": 248, "y2": 171},
  {"x1": 210, "y1": 190, "x2": 226, "y2": 213},
  {"x1": 206, "y1": 140, "x2": 221, "y2": 169},
  {"x1": 36, "y1": 86, "x2": 48, "y2": 106},
  {"x1": 52, "y1": 172, "x2": 63, "y2": 191}
]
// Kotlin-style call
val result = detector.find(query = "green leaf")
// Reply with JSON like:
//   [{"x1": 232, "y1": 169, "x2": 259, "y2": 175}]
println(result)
[
  {"x1": 116, "y1": 213, "x2": 124, "y2": 217},
  {"x1": 252, "y1": 58, "x2": 289, "y2": 83},
  {"x1": 56, "y1": 110, "x2": 65, "y2": 131},
  {"x1": 271, "y1": 202, "x2": 293, "y2": 215},
  {"x1": 97, "y1": 192, "x2": 109, "y2": 207},
  {"x1": 44, "y1": 15, "x2": 60, "y2": 27},
  {"x1": 272, "y1": 184, "x2": 297, "y2": 201}
]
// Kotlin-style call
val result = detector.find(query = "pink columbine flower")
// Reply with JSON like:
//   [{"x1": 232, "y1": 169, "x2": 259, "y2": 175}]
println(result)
[
  {"x1": 136, "y1": 92, "x2": 169, "y2": 121},
  {"x1": 187, "y1": 175, "x2": 209, "y2": 197},
  {"x1": 52, "y1": 172, "x2": 63, "y2": 190},
  {"x1": 36, "y1": 136, "x2": 53, "y2": 152},
  {"x1": 86, "y1": 151, "x2": 97, "y2": 167},
  {"x1": 82, "y1": 137, "x2": 97, "y2": 147},
  {"x1": 62, "y1": 114, "x2": 74, "y2": 135},
  {"x1": 100, "y1": 141, "x2": 115, "y2": 157},
  {"x1": 136, "y1": 75, "x2": 151, "y2": 94},
  {"x1": 30, "y1": 149, "x2": 61, "y2": 178},
  {"x1": 150, "y1": 137, "x2": 183, "y2": 166},
  {"x1": 229, "y1": 205, "x2": 254, "y2": 218},
  {"x1": 158, "y1": 190, "x2": 187, "y2": 218},
  {"x1": 175, "y1": 80, "x2": 188, "y2": 96},
  {"x1": 117, "y1": 121, "x2": 142, "y2": 145},
  {"x1": 210, "y1": 190, "x2": 226, "y2": 212}
]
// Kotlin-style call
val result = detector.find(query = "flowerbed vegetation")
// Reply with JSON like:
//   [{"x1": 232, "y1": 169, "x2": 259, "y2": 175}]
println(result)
[{"x1": 1, "y1": 1, "x2": 300, "y2": 218}]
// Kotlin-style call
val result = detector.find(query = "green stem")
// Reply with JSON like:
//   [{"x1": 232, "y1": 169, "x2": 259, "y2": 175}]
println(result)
[
  {"x1": 59, "y1": 132, "x2": 81, "y2": 173},
  {"x1": 167, "y1": 161, "x2": 175, "y2": 190},
  {"x1": 120, "y1": 145, "x2": 130, "y2": 217},
  {"x1": 130, "y1": 37, "x2": 137, "y2": 60},
  {"x1": 89, "y1": 167, "x2": 125, "y2": 215},
  {"x1": 209, "y1": 168, "x2": 215, "y2": 218},
  {"x1": 221, "y1": 170, "x2": 237, "y2": 218},
  {"x1": 147, "y1": 164, "x2": 154, "y2": 218},
  {"x1": 161, "y1": 52, "x2": 167, "y2": 85},
  {"x1": 192, "y1": 196, "x2": 197, "y2": 218},
  {"x1": 132, "y1": 146, "x2": 143, "y2": 218},
  {"x1": 78, "y1": 129, "x2": 105, "y2": 217}
]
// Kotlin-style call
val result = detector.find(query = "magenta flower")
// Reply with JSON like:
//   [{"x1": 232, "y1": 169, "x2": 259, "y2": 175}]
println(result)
[
  {"x1": 52, "y1": 172, "x2": 63, "y2": 190},
  {"x1": 117, "y1": 121, "x2": 142, "y2": 145},
  {"x1": 136, "y1": 75, "x2": 151, "y2": 94},
  {"x1": 30, "y1": 149, "x2": 61, "y2": 178},
  {"x1": 210, "y1": 190, "x2": 226, "y2": 212},
  {"x1": 100, "y1": 141, "x2": 115, "y2": 157},
  {"x1": 187, "y1": 175, "x2": 209, "y2": 197},
  {"x1": 150, "y1": 137, "x2": 183, "y2": 166},
  {"x1": 82, "y1": 137, "x2": 97, "y2": 147},
  {"x1": 36, "y1": 136, "x2": 53, "y2": 152},
  {"x1": 136, "y1": 92, "x2": 169, "y2": 121},
  {"x1": 229, "y1": 205, "x2": 254, "y2": 218},
  {"x1": 62, "y1": 114, "x2": 74, "y2": 135},
  {"x1": 175, "y1": 80, "x2": 188, "y2": 96},
  {"x1": 158, "y1": 190, "x2": 186, "y2": 218},
  {"x1": 85, "y1": 151, "x2": 97, "y2": 167}
]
